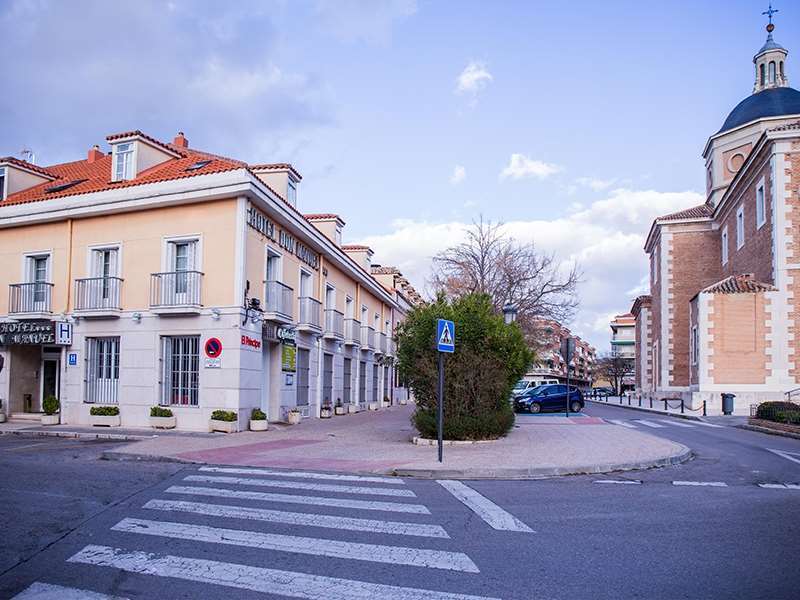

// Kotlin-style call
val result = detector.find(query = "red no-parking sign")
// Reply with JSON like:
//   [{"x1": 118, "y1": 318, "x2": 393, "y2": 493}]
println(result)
[{"x1": 205, "y1": 338, "x2": 223, "y2": 359}]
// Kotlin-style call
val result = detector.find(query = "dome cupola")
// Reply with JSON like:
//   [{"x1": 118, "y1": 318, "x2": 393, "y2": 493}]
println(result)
[{"x1": 753, "y1": 4, "x2": 788, "y2": 93}]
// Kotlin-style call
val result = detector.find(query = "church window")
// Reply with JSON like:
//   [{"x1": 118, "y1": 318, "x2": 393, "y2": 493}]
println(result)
[
  {"x1": 780, "y1": 61, "x2": 784, "y2": 78},
  {"x1": 768, "y1": 61, "x2": 776, "y2": 84},
  {"x1": 736, "y1": 205, "x2": 745, "y2": 250},
  {"x1": 760, "y1": 63, "x2": 766, "y2": 86},
  {"x1": 756, "y1": 180, "x2": 766, "y2": 229},
  {"x1": 721, "y1": 226, "x2": 729, "y2": 265}
]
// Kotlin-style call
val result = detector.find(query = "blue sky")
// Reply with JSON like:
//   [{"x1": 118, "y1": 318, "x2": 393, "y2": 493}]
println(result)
[{"x1": 1, "y1": 0, "x2": 796, "y2": 350}]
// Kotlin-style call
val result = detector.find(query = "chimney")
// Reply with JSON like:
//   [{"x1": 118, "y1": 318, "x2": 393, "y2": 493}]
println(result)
[
  {"x1": 173, "y1": 131, "x2": 188, "y2": 148},
  {"x1": 87, "y1": 144, "x2": 104, "y2": 164}
]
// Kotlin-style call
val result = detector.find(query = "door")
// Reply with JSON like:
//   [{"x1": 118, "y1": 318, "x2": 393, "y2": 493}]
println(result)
[
  {"x1": 343, "y1": 358, "x2": 352, "y2": 405},
  {"x1": 322, "y1": 353, "x2": 333, "y2": 408},
  {"x1": 92, "y1": 248, "x2": 118, "y2": 308},
  {"x1": 29, "y1": 256, "x2": 49, "y2": 311},
  {"x1": 40, "y1": 357, "x2": 60, "y2": 411},
  {"x1": 358, "y1": 361, "x2": 367, "y2": 406},
  {"x1": 168, "y1": 241, "x2": 197, "y2": 304},
  {"x1": 372, "y1": 364, "x2": 379, "y2": 404},
  {"x1": 296, "y1": 348, "x2": 310, "y2": 407}
]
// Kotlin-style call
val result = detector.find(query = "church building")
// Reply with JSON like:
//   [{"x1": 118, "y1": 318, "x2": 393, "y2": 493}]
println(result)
[{"x1": 633, "y1": 15, "x2": 800, "y2": 414}]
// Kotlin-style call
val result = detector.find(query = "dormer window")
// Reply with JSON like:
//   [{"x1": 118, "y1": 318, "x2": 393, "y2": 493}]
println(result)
[
  {"x1": 114, "y1": 143, "x2": 135, "y2": 181},
  {"x1": 0, "y1": 167, "x2": 6, "y2": 200},
  {"x1": 287, "y1": 179, "x2": 297, "y2": 206}
]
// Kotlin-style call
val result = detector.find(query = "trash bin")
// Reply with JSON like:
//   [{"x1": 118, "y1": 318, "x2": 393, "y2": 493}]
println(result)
[{"x1": 721, "y1": 393, "x2": 735, "y2": 415}]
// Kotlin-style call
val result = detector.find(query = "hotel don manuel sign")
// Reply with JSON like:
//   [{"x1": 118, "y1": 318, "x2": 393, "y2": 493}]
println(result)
[{"x1": 0, "y1": 321, "x2": 72, "y2": 346}]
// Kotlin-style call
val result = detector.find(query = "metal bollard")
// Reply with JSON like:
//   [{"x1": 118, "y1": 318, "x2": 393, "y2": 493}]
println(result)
[
  {"x1": 681, "y1": 399, "x2": 685, "y2": 414},
  {"x1": 703, "y1": 400, "x2": 707, "y2": 417},
  {"x1": 664, "y1": 399, "x2": 668, "y2": 411},
  {"x1": 628, "y1": 396, "x2": 631, "y2": 406},
  {"x1": 619, "y1": 395, "x2": 622, "y2": 404},
  {"x1": 649, "y1": 398, "x2": 653, "y2": 409},
  {"x1": 638, "y1": 396, "x2": 642, "y2": 407}
]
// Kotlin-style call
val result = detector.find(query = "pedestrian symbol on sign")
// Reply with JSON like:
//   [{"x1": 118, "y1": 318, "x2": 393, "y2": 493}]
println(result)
[{"x1": 437, "y1": 319, "x2": 455, "y2": 353}]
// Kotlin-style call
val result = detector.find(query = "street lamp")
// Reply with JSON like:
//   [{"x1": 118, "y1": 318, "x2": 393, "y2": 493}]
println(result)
[{"x1": 502, "y1": 302, "x2": 518, "y2": 324}]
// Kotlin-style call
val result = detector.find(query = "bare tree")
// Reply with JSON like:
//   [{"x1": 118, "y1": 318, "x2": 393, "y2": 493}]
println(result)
[
  {"x1": 595, "y1": 354, "x2": 634, "y2": 396},
  {"x1": 430, "y1": 217, "x2": 581, "y2": 334}
]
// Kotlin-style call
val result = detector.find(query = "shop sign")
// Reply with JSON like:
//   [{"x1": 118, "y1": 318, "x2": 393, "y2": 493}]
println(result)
[
  {"x1": 247, "y1": 206, "x2": 319, "y2": 270},
  {"x1": 281, "y1": 343, "x2": 297, "y2": 372},
  {"x1": 0, "y1": 321, "x2": 56, "y2": 346},
  {"x1": 277, "y1": 326, "x2": 297, "y2": 346},
  {"x1": 241, "y1": 335, "x2": 262, "y2": 351}
]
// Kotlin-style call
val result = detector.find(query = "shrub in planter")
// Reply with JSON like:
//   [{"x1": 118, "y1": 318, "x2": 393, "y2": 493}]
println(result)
[
  {"x1": 756, "y1": 401, "x2": 800, "y2": 422},
  {"x1": 43, "y1": 395, "x2": 60, "y2": 415},
  {"x1": 334, "y1": 398, "x2": 346, "y2": 415},
  {"x1": 250, "y1": 408, "x2": 268, "y2": 431},
  {"x1": 287, "y1": 409, "x2": 302, "y2": 425},
  {"x1": 397, "y1": 293, "x2": 532, "y2": 441},
  {"x1": 210, "y1": 410, "x2": 238, "y2": 433},
  {"x1": 320, "y1": 404, "x2": 333, "y2": 418},
  {"x1": 149, "y1": 406, "x2": 176, "y2": 429},
  {"x1": 89, "y1": 405, "x2": 120, "y2": 427}
]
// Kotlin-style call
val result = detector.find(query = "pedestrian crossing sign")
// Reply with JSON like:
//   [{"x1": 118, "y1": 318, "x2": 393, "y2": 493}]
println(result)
[{"x1": 437, "y1": 319, "x2": 455, "y2": 353}]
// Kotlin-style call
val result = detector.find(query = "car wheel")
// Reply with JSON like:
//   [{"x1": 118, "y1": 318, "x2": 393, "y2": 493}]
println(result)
[
  {"x1": 570, "y1": 401, "x2": 582, "y2": 413},
  {"x1": 529, "y1": 403, "x2": 542, "y2": 414}
]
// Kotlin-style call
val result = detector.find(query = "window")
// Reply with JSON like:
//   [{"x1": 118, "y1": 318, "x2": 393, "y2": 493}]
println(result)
[
  {"x1": 690, "y1": 326, "x2": 699, "y2": 366},
  {"x1": 86, "y1": 337, "x2": 120, "y2": 404},
  {"x1": 335, "y1": 224, "x2": 342, "y2": 245},
  {"x1": 168, "y1": 239, "x2": 197, "y2": 295},
  {"x1": 287, "y1": 179, "x2": 297, "y2": 206},
  {"x1": 26, "y1": 254, "x2": 50, "y2": 306},
  {"x1": 325, "y1": 284, "x2": 336, "y2": 309},
  {"x1": 769, "y1": 61, "x2": 776, "y2": 84},
  {"x1": 185, "y1": 159, "x2": 212, "y2": 172},
  {"x1": 299, "y1": 269, "x2": 312, "y2": 297},
  {"x1": 345, "y1": 296, "x2": 354, "y2": 319},
  {"x1": 161, "y1": 336, "x2": 199, "y2": 406},
  {"x1": 760, "y1": 63, "x2": 766, "y2": 86},
  {"x1": 91, "y1": 247, "x2": 119, "y2": 303},
  {"x1": 736, "y1": 205, "x2": 745, "y2": 249},
  {"x1": 721, "y1": 226, "x2": 729, "y2": 265},
  {"x1": 0, "y1": 167, "x2": 5, "y2": 200},
  {"x1": 45, "y1": 179, "x2": 86, "y2": 194},
  {"x1": 756, "y1": 182, "x2": 766, "y2": 228},
  {"x1": 113, "y1": 143, "x2": 135, "y2": 181},
  {"x1": 651, "y1": 251, "x2": 658, "y2": 285},
  {"x1": 266, "y1": 249, "x2": 281, "y2": 282}
]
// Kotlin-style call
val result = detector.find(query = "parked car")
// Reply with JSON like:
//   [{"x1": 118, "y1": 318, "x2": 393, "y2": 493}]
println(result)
[
  {"x1": 591, "y1": 386, "x2": 615, "y2": 397},
  {"x1": 514, "y1": 384, "x2": 584, "y2": 413},
  {"x1": 511, "y1": 378, "x2": 559, "y2": 399}
]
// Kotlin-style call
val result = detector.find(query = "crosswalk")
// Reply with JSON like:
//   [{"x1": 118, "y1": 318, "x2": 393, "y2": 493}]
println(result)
[
  {"x1": 606, "y1": 417, "x2": 725, "y2": 430},
  {"x1": 18, "y1": 467, "x2": 534, "y2": 599}
]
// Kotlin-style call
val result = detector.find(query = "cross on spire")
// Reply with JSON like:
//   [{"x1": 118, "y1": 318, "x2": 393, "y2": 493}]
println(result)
[{"x1": 762, "y1": 3, "x2": 778, "y2": 26}]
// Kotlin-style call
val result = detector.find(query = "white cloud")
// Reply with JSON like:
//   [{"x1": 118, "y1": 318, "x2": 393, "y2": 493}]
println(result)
[
  {"x1": 450, "y1": 165, "x2": 466, "y2": 185},
  {"x1": 455, "y1": 61, "x2": 493, "y2": 96},
  {"x1": 359, "y1": 188, "x2": 704, "y2": 350},
  {"x1": 314, "y1": 0, "x2": 417, "y2": 44},
  {"x1": 500, "y1": 154, "x2": 562, "y2": 180},
  {"x1": 575, "y1": 176, "x2": 616, "y2": 191}
]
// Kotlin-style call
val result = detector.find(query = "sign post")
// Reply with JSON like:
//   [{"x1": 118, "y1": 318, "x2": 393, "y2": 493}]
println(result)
[
  {"x1": 560, "y1": 336, "x2": 575, "y2": 417},
  {"x1": 436, "y1": 319, "x2": 455, "y2": 463}
]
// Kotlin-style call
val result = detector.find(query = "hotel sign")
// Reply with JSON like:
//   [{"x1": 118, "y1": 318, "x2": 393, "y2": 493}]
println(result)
[
  {"x1": 0, "y1": 321, "x2": 57, "y2": 346},
  {"x1": 247, "y1": 206, "x2": 319, "y2": 270}
]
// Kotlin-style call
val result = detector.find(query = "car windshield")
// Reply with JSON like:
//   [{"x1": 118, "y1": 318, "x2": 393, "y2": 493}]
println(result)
[{"x1": 512, "y1": 381, "x2": 528, "y2": 390}]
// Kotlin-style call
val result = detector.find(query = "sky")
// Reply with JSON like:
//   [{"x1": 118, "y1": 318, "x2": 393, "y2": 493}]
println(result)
[{"x1": 1, "y1": 0, "x2": 797, "y2": 351}]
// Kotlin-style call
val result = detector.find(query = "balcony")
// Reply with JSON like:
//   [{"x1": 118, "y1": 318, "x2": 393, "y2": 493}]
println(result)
[
  {"x1": 297, "y1": 297, "x2": 322, "y2": 332},
  {"x1": 324, "y1": 308, "x2": 344, "y2": 340},
  {"x1": 360, "y1": 325, "x2": 375, "y2": 350},
  {"x1": 375, "y1": 332, "x2": 387, "y2": 356},
  {"x1": 9, "y1": 282, "x2": 53, "y2": 318},
  {"x1": 150, "y1": 271, "x2": 203, "y2": 315},
  {"x1": 344, "y1": 319, "x2": 361, "y2": 346},
  {"x1": 263, "y1": 281, "x2": 293, "y2": 324},
  {"x1": 386, "y1": 337, "x2": 396, "y2": 357},
  {"x1": 74, "y1": 277, "x2": 123, "y2": 318}
]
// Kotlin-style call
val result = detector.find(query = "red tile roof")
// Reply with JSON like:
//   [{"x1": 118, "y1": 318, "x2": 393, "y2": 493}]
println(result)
[
  {"x1": 105, "y1": 130, "x2": 186, "y2": 158},
  {"x1": 342, "y1": 244, "x2": 371, "y2": 251},
  {"x1": 0, "y1": 156, "x2": 57, "y2": 179},
  {"x1": 250, "y1": 163, "x2": 303, "y2": 180},
  {"x1": 701, "y1": 274, "x2": 776, "y2": 294},
  {"x1": 304, "y1": 213, "x2": 344, "y2": 223},
  {"x1": 658, "y1": 203, "x2": 713, "y2": 221}
]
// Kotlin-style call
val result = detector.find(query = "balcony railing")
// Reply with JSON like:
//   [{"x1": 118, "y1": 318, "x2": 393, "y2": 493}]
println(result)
[
  {"x1": 9, "y1": 282, "x2": 53, "y2": 315},
  {"x1": 344, "y1": 318, "x2": 361, "y2": 345},
  {"x1": 264, "y1": 280, "x2": 293, "y2": 321},
  {"x1": 150, "y1": 271, "x2": 203, "y2": 308},
  {"x1": 375, "y1": 332, "x2": 387, "y2": 355},
  {"x1": 360, "y1": 325, "x2": 375, "y2": 350},
  {"x1": 324, "y1": 308, "x2": 344, "y2": 339},
  {"x1": 74, "y1": 277, "x2": 123, "y2": 312},
  {"x1": 298, "y1": 297, "x2": 322, "y2": 330},
  {"x1": 387, "y1": 337, "x2": 396, "y2": 357}
]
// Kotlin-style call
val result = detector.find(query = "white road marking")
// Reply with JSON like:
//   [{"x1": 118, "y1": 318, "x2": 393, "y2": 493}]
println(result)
[
  {"x1": 693, "y1": 421, "x2": 724, "y2": 428},
  {"x1": 757, "y1": 483, "x2": 800, "y2": 489},
  {"x1": 12, "y1": 582, "x2": 128, "y2": 599},
  {"x1": 672, "y1": 481, "x2": 728, "y2": 487},
  {"x1": 634, "y1": 420, "x2": 665, "y2": 428},
  {"x1": 165, "y1": 485, "x2": 430, "y2": 514},
  {"x1": 437, "y1": 480, "x2": 533, "y2": 533},
  {"x1": 608, "y1": 419, "x2": 637, "y2": 428},
  {"x1": 766, "y1": 448, "x2": 800, "y2": 466},
  {"x1": 69, "y1": 545, "x2": 501, "y2": 600},
  {"x1": 198, "y1": 466, "x2": 406, "y2": 485},
  {"x1": 112, "y1": 518, "x2": 477, "y2": 572},
  {"x1": 657, "y1": 419, "x2": 695, "y2": 428},
  {"x1": 143, "y1": 499, "x2": 449, "y2": 538},
  {"x1": 184, "y1": 474, "x2": 415, "y2": 497},
  {"x1": 593, "y1": 480, "x2": 642, "y2": 485}
]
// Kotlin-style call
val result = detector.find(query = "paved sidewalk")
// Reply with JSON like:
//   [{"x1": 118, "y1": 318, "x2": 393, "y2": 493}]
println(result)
[
  {"x1": 45, "y1": 404, "x2": 690, "y2": 479},
  {"x1": 587, "y1": 396, "x2": 749, "y2": 425}
]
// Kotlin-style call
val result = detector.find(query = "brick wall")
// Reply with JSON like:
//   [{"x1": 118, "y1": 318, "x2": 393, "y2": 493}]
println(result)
[
  {"x1": 786, "y1": 141, "x2": 800, "y2": 381},
  {"x1": 708, "y1": 292, "x2": 770, "y2": 384}
]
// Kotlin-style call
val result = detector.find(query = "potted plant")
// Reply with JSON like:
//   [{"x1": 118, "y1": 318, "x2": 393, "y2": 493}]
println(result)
[
  {"x1": 149, "y1": 406, "x2": 176, "y2": 429},
  {"x1": 382, "y1": 395, "x2": 391, "y2": 408},
  {"x1": 347, "y1": 403, "x2": 358, "y2": 414},
  {"x1": 368, "y1": 401, "x2": 379, "y2": 411},
  {"x1": 210, "y1": 410, "x2": 238, "y2": 433},
  {"x1": 250, "y1": 408, "x2": 268, "y2": 431},
  {"x1": 89, "y1": 405, "x2": 121, "y2": 427},
  {"x1": 287, "y1": 408, "x2": 302, "y2": 425},
  {"x1": 399, "y1": 394, "x2": 408, "y2": 406},
  {"x1": 320, "y1": 402, "x2": 333, "y2": 418},
  {"x1": 41, "y1": 395, "x2": 60, "y2": 425},
  {"x1": 334, "y1": 398, "x2": 346, "y2": 416}
]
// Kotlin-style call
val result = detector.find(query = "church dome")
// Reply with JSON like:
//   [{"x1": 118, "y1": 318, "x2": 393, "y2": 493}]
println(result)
[{"x1": 718, "y1": 86, "x2": 800, "y2": 134}]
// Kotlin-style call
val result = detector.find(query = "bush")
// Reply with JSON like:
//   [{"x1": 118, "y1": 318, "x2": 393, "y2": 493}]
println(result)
[
  {"x1": 211, "y1": 410, "x2": 238, "y2": 422},
  {"x1": 774, "y1": 411, "x2": 800, "y2": 425},
  {"x1": 42, "y1": 395, "x2": 59, "y2": 415},
  {"x1": 90, "y1": 405, "x2": 119, "y2": 416},
  {"x1": 397, "y1": 293, "x2": 533, "y2": 441},
  {"x1": 150, "y1": 406, "x2": 173, "y2": 418},
  {"x1": 756, "y1": 401, "x2": 800, "y2": 422},
  {"x1": 251, "y1": 408, "x2": 267, "y2": 421}
]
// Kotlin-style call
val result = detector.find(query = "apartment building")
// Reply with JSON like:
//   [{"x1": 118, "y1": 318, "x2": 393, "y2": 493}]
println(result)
[
  {"x1": 527, "y1": 320, "x2": 596, "y2": 388},
  {"x1": 0, "y1": 130, "x2": 420, "y2": 430},
  {"x1": 633, "y1": 21, "x2": 800, "y2": 414}
]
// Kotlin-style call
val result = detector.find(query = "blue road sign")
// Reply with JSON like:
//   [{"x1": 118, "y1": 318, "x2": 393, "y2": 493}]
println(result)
[{"x1": 437, "y1": 319, "x2": 455, "y2": 353}]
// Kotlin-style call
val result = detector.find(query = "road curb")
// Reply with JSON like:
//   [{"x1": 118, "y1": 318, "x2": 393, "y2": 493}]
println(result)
[
  {"x1": 1, "y1": 429, "x2": 154, "y2": 442},
  {"x1": 586, "y1": 399, "x2": 704, "y2": 422},
  {"x1": 391, "y1": 445, "x2": 693, "y2": 480},
  {"x1": 736, "y1": 423, "x2": 800, "y2": 441},
  {"x1": 100, "y1": 450, "x2": 200, "y2": 463}
]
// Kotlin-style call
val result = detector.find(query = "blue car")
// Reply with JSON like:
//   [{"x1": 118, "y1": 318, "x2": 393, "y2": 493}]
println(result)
[{"x1": 514, "y1": 384, "x2": 584, "y2": 414}]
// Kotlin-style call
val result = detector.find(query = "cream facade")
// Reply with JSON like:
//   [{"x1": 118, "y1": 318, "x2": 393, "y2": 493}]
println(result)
[{"x1": 0, "y1": 131, "x2": 419, "y2": 430}]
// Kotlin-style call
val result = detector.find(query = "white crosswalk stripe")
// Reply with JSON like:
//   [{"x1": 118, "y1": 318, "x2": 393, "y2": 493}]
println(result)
[
  {"x1": 198, "y1": 466, "x2": 407, "y2": 485},
  {"x1": 758, "y1": 483, "x2": 800, "y2": 490},
  {"x1": 693, "y1": 420, "x2": 725, "y2": 428},
  {"x1": 633, "y1": 419, "x2": 665, "y2": 428},
  {"x1": 68, "y1": 545, "x2": 502, "y2": 600},
  {"x1": 657, "y1": 419, "x2": 695, "y2": 428},
  {"x1": 593, "y1": 479, "x2": 642, "y2": 485},
  {"x1": 113, "y1": 518, "x2": 479, "y2": 572},
  {"x1": 608, "y1": 419, "x2": 637, "y2": 428},
  {"x1": 184, "y1": 474, "x2": 416, "y2": 497},
  {"x1": 143, "y1": 498, "x2": 450, "y2": 538},
  {"x1": 672, "y1": 481, "x2": 728, "y2": 487},
  {"x1": 12, "y1": 582, "x2": 128, "y2": 599},
  {"x1": 438, "y1": 480, "x2": 533, "y2": 533},
  {"x1": 165, "y1": 484, "x2": 431, "y2": 514}
]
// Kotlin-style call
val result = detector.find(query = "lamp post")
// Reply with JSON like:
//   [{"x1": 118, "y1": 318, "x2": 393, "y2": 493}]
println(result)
[{"x1": 502, "y1": 302, "x2": 518, "y2": 324}]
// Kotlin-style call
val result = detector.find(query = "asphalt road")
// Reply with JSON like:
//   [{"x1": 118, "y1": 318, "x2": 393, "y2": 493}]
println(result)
[{"x1": 0, "y1": 412, "x2": 798, "y2": 600}]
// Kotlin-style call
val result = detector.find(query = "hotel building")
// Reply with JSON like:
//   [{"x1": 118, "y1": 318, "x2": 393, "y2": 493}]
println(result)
[{"x1": 0, "y1": 130, "x2": 420, "y2": 430}]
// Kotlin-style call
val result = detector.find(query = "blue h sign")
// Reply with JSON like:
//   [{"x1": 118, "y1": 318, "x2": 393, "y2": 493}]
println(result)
[{"x1": 437, "y1": 319, "x2": 455, "y2": 353}]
